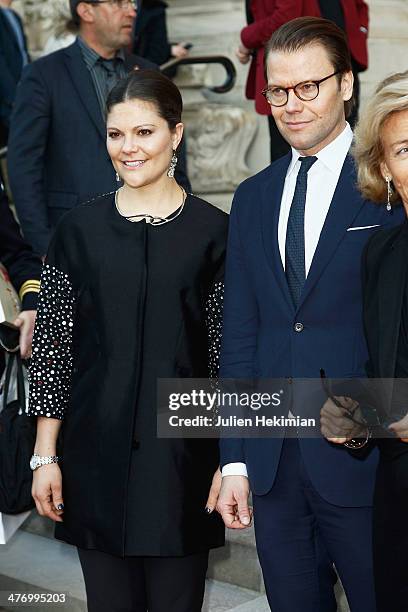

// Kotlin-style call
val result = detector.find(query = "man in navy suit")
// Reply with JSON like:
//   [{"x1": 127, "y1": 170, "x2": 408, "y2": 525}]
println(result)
[
  {"x1": 0, "y1": 0, "x2": 30, "y2": 147},
  {"x1": 217, "y1": 17, "x2": 403, "y2": 612},
  {"x1": 7, "y1": 0, "x2": 189, "y2": 256}
]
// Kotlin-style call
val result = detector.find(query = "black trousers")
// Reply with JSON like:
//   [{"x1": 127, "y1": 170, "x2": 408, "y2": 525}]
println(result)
[
  {"x1": 373, "y1": 442, "x2": 408, "y2": 612},
  {"x1": 77, "y1": 548, "x2": 209, "y2": 612}
]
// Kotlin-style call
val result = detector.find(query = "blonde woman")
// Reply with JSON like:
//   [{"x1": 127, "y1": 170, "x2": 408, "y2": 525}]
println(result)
[{"x1": 322, "y1": 71, "x2": 408, "y2": 612}]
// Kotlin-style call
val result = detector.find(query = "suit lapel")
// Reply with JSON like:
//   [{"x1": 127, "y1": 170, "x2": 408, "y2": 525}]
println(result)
[
  {"x1": 297, "y1": 155, "x2": 364, "y2": 310},
  {"x1": 63, "y1": 41, "x2": 106, "y2": 141},
  {"x1": 260, "y1": 154, "x2": 294, "y2": 311},
  {"x1": 378, "y1": 229, "x2": 408, "y2": 377}
]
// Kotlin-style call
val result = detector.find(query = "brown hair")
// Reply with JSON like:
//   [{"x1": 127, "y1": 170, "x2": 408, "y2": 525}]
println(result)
[
  {"x1": 264, "y1": 17, "x2": 354, "y2": 118},
  {"x1": 106, "y1": 70, "x2": 183, "y2": 130}
]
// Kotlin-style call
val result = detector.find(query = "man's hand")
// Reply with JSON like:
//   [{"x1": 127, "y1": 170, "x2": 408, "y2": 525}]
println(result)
[
  {"x1": 320, "y1": 397, "x2": 367, "y2": 444},
  {"x1": 216, "y1": 475, "x2": 252, "y2": 529},
  {"x1": 13, "y1": 310, "x2": 36, "y2": 358},
  {"x1": 388, "y1": 413, "x2": 408, "y2": 442},
  {"x1": 205, "y1": 467, "x2": 222, "y2": 513},
  {"x1": 171, "y1": 43, "x2": 189, "y2": 59},
  {"x1": 236, "y1": 43, "x2": 251, "y2": 65}
]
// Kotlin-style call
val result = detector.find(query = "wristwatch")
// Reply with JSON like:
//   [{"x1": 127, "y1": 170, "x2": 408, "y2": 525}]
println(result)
[{"x1": 30, "y1": 454, "x2": 61, "y2": 471}]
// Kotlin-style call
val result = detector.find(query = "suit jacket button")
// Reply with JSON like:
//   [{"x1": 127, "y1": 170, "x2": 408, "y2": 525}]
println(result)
[
  {"x1": 132, "y1": 438, "x2": 140, "y2": 450},
  {"x1": 294, "y1": 322, "x2": 304, "y2": 333}
]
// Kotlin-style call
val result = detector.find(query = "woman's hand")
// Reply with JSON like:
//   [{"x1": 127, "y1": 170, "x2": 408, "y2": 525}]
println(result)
[
  {"x1": 13, "y1": 310, "x2": 36, "y2": 358},
  {"x1": 205, "y1": 467, "x2": 222, "y2": 514},
  {"x1": 388, "y1": 413, "x2": 408, "y2": 442},
  {"x1": 236, "y1": 43, "x2": 251, "y2": 65},
  {"x1": 321, "y1": 397, "x2": 367, "y2": 443},
  {"x1": 32, "y1": 463, "x2": 64, "y2": 522}
]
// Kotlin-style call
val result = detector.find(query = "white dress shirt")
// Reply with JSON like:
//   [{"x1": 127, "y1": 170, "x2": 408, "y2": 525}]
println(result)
[{"x1": 222, "y1": 123, "x2": 354, "y2": 478}]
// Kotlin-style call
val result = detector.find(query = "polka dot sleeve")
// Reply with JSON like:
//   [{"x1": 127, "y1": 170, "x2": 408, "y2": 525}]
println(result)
[
  {"x1": 205, "y1": 281, "x2": 224, "y2": 379},
  {"x1": 27, "y1": 264, "x2": 76, "y2": 419}
]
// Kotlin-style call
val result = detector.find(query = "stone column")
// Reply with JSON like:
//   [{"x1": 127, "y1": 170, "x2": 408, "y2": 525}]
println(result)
[{"x1": 361, "y1": 0, "x2": 408, "y2": 106}]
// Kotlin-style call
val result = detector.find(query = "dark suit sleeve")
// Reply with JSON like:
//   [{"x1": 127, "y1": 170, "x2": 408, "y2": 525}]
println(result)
[
  {"x1": 241, "y1": 0, "x2": 303, "y2": 49},
  {"x1": 219, "y1": 189, "x2": 259, "y2": 466},
  {"x1": 0, "y1": 184, "x2": 41, "y2": 310},
  {"x1": 0, "y1": 57, "x2": 17, "y2": 125},
  {"x1": 361, "y1": 232, "x2": 378, "y2": 379},
  {"x1": 142, "y1": 8, "x2": 172, "y2": 66},
  {"x1": 7, "y1": 62, "x2": 52, "y2": 255},
  {"x1": 0, "y1": 15, "x2": 18, "y2": 125}
]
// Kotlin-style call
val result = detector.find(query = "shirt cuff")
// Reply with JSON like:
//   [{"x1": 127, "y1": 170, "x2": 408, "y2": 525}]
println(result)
[{"x1": 221, "y1": 462, "x2": 248, "y2": 477}]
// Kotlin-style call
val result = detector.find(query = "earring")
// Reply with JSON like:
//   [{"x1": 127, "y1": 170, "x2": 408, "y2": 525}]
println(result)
[
  {"x1": 167, "y1": 150, "x2": 178, "y2": 178},
  {"x1": 116, "y1": 172, "x2": 121, "y2": 183},
  {"x1": 386, "y1": 176, "x2": 393, "y2": 211}
]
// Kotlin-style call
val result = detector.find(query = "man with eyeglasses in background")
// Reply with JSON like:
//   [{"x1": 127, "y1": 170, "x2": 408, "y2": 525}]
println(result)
[
  {"x1": 7, "y1": 0, "x2": 190, "y2": 257},
  {"x1": 217, "y1": 17, "x2": 403, "y2": 612}
]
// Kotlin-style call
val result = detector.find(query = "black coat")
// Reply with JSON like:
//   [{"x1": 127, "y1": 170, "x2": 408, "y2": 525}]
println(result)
[
  {"x1": 362, "y1": 220, "x2": 408, "y2": 379},
  {"x1": 7, "y1": 40, "x2": 189, "y2": 256},
  {"x1": 361, "y1": 218, "x2": 408, "y2": 611},
  {"x1": 28, "y1": 193, "x2": 227, "y2": 556}
]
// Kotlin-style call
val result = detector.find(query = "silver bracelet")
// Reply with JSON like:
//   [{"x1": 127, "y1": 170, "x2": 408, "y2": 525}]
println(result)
[
  {"x1": 343, "y1": 427, "x2": 371, "y2": 450},
  {"x1": 30, "y1": 454, "x2": 61, "y2": 471}
]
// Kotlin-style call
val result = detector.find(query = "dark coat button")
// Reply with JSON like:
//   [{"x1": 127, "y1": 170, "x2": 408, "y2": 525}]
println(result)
[
  {"x1": 132, "y1": 438, "x2": 140, "y2": 450},
  {"x1": 294, "y1": 322, "x2": 304, "y2": 332}
]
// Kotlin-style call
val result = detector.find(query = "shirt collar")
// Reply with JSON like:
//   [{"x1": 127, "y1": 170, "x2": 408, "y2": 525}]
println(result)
[
  {"x1": 287, "y1": 122, "x2": 353, "y2": 177},
  {"x1": 77, "y1": 36, "x2": 125, "y2": 68}
]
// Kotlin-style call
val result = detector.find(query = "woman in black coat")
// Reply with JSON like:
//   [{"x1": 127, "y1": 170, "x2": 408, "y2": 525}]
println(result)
[
  {"x1": 321, "y1": 71, "x2": 408, "y2": 612},
  {"x1": 28, "y1": 70, "x2": 226, "y2": 612}
]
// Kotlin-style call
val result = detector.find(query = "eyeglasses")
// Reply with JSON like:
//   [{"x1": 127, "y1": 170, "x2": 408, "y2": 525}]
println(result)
[
  {"x1": 262, "y1": 71, "x2": 340, "y2": 107},
  {"x1": 85, "y1": 0, "x2": 137, "y2": 10}
]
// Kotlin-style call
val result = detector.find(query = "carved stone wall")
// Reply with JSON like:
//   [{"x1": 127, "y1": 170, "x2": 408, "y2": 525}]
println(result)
[
  {"x1": 185, "y1": 104, "x2": 257, "y2": 194},
  {"x1": 13, "y1": 0, "x2": 70, "y2": 54}
]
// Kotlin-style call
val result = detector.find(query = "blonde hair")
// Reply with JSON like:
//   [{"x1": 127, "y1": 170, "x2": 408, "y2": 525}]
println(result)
[{"x1": 353, "y1": 70, "x2": 408, "y2": 203}]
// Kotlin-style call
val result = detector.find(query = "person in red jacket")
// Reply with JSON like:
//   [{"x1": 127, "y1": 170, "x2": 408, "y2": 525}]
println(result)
[{"x1": 237, "y1": 0, "x2": 369, "y2": 161}]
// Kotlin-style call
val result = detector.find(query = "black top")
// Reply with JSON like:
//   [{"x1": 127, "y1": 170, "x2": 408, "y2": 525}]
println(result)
[{"x1": 28, "y1": 192, "x2": 227, "y2": 556}]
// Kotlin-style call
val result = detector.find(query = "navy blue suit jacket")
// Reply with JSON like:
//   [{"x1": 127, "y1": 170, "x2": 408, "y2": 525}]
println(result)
[
  {"x1": 0, "y1": 8, "x2": 29, "y2": 127},
  {"x1": 220, "y1": 152, "x2": 404, "y2": 507},
  {"x1": 7, "y1": 40, "x2": 189, "y2": 255}
]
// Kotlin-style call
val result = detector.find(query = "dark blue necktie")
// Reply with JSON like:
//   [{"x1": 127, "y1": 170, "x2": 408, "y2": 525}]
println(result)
[{"x1": 285, "y1": 156, "x2": 317, "y2": 308}]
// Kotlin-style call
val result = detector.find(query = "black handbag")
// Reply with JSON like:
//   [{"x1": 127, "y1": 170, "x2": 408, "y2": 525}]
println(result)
[{"x1": 0, "y1": 352, "x2": 36, "y2": 514}]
